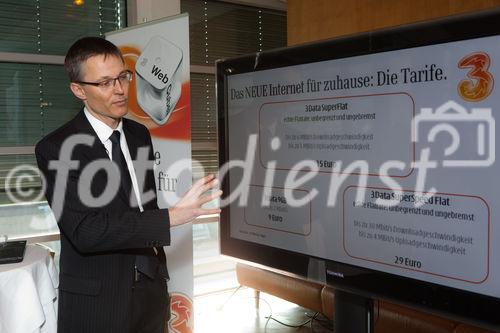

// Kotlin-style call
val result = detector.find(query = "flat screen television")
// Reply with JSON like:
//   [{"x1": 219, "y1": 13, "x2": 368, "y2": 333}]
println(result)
[{"x1": 217, "y1": 9, "x2": 500, "y2": 331}]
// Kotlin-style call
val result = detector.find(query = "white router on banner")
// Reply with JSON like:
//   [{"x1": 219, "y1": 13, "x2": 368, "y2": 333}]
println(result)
[{"x1": 135, "y1": 36, "x2": 183, "y2": 125}]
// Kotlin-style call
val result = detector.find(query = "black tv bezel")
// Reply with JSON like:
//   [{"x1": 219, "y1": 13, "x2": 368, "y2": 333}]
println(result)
[{"x1": 217, "y1": 8, "x2": 500, "y2": 331}]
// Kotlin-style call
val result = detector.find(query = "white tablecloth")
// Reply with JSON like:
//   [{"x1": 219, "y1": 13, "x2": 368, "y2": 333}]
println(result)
[{"x1": 0, "y1": 245, "x2": 59, "y2": 333}]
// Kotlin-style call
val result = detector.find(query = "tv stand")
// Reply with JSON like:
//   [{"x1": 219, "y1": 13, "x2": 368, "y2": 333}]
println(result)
[
  {"x1": 235, "y1": 263, "x2": 495, "y2": 333},
  {"x1": 334, "y1": 290, "x2": 373, "y2": 333}
]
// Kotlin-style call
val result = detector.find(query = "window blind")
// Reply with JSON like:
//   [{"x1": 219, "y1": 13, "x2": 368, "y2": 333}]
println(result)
[
  {"x1": 190, "y1": 73, "x2": 217, "y2": 178},
  {"x1": 0, "y1": 0, "x2": 125, "y2": 55},
  {"x1": 181, "y1": 0, "x2": 287, "y2": 177},
  {"x1": 183, "y1": 0, "x2": 287, "y2": 66},
  {"x1": 0, "y1": 0, "x2": 126, "y2": 205},
  {"x1": 40, "y1": 0, "x2": 126, "y2": 55},
  {"x1": 0, "y1": 63, "x2": 80, "y2": 147}
]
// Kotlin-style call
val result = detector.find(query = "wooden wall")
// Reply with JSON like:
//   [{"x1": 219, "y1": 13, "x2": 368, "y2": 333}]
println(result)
[{"x1": 288, "y1": 0, "x2": 500, "y2": 45}]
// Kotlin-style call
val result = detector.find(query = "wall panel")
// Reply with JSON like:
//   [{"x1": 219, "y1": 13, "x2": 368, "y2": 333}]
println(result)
[{"x1": 288, "y1": 0, "x2": 500, "y2": 45}]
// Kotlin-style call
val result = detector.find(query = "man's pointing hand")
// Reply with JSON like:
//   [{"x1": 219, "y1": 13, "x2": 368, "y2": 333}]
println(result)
[{"x1": 168, "y1": 174, "x2": 222, "y2": 226}]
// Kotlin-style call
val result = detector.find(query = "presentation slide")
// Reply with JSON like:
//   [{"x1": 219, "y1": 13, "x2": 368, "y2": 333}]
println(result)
[{"x1": 226, "y1": 35, "x2": 500, "y2": 297}]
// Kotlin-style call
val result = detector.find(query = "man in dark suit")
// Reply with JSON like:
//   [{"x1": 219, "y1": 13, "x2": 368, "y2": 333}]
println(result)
[{"x1": 35, "y1": 37, "x2": 221, "y2": 333}]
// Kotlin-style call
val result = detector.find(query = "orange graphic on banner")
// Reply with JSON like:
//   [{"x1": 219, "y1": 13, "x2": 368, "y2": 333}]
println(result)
[
  {"x1": 120, "y1": 45, "x2": 191, "y2": 140},
  {"x1": 458, "y1": 52, "x2": 494, "y2": 102},
  {"x1": 169, "y1": 293, "x2": 193, "y2": 333}
]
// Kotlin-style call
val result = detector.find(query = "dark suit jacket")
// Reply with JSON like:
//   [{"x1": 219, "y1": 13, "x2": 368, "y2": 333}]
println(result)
[{"x1": 35, "y1": 110, "x2": 170, "y2": 333}]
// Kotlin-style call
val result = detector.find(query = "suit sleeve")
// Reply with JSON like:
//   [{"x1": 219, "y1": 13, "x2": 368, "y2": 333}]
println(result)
[{"x1": 35, "y1": 137, "x2": 170, "y2": 254}]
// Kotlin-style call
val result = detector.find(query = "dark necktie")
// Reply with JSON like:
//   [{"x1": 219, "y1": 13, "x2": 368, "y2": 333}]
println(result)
[
  {"x1": 109, "y1": 130, "x2": 158, "y2": 279},
  {"x1": 109, "y1": 131, "x2": 132, "y2": 200}
]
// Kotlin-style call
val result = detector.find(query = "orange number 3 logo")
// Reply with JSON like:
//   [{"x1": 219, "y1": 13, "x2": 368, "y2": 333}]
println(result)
[{"x1": 458, "y1": 52, "x2": 494, "y2": 102}]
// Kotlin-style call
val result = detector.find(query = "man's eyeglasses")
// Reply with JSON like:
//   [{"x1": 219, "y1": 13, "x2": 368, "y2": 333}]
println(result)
[{"x1": 75, "y1": 70, "x2": 133, "y2": 89}]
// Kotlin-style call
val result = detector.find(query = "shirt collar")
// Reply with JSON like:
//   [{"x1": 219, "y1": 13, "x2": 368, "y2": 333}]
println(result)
[{"x1": 84, "y1": 107, "x2": 123, "y2": 144}]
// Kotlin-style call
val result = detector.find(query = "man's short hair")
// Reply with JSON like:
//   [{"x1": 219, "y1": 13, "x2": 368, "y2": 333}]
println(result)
[{"x1": 64, "y1": 37, "x2": 124, "y2": 82}]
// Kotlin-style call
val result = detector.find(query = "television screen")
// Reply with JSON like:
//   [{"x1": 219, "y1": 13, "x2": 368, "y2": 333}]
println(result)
[{"x1": 217, "y1": 9, "x2": 500, "y2": 330}]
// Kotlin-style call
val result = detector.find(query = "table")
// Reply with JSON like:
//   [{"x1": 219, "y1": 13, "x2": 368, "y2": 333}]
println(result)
[{"x1": 0, "y1": 244, "x2": 59, "y2": 333}]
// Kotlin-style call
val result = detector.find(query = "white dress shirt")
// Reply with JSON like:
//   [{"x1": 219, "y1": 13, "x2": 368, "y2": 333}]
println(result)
[{"x1": 84, "y1": 107, "x2": 144, "y2": 212}]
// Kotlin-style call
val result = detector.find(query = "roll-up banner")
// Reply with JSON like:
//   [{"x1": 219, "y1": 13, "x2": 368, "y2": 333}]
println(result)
[{"x1": 107, "y1": 13, "x2": 193, "y2": 333}]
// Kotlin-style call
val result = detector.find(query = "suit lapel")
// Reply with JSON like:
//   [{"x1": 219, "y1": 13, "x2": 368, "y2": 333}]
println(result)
[
  {"x1": 122, "y1": 119, "x2": 143, "y2": 209},
  {"x1": 122, "y1": 120, "x2": 157, "y2": 210},
  {"x1": 122, "y1": 119, "x2": 141, "y2": 161}
]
